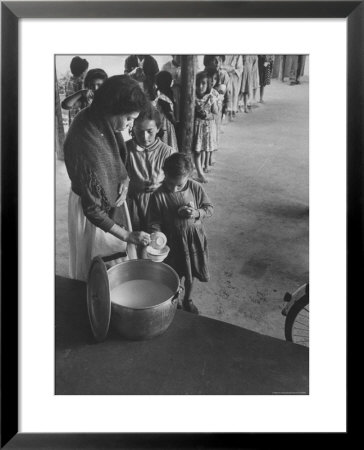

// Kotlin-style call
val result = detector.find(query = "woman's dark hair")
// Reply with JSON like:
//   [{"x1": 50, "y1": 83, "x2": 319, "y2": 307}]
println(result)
[
  {"x1": 70, "y1": 56, "x2": 89, "y2": 77},
  {"x1": 84, "y1": 68, "x2": 108, "y2": 89},
  {"x1": 92, "y1": 75, "x2": 148, "y2": 115},
  {"x1": 134, "y1": 102, "x2": 162, "y2": 129},
  {"x1": 163, "y1": 153, "x2": 194, "y2": 178},
  {"x1": 196, "y1": 71, "x2": 213, "y2": 95},
  {"x1": 155, "y1": 71, "x2": 173, "y2": 99}
]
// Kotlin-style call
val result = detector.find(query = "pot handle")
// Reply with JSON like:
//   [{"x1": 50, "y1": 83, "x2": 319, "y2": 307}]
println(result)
[{"x1": 171, "y1": 285, "x2": 184, "y2": 304}]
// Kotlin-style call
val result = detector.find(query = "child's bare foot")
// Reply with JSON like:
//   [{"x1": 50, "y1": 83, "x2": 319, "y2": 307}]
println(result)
[{"x1": 182, "y1": 299, "x2": 199, "y2": 314}]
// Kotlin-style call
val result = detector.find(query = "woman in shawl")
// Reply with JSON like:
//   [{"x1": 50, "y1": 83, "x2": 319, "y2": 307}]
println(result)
[{"x1": 64, "y1": 75, "x2": 151, "y2": 281}]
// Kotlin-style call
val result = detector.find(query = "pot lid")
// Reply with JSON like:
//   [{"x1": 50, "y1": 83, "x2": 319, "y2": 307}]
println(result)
[{"x1": 87, "y1": 256, "x2": 111, "y2": 342}]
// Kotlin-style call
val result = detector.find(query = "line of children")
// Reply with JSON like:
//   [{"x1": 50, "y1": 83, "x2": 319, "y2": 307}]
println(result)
[{"x1": 124, "y1": 101, "x2": 213, "y2": 314}]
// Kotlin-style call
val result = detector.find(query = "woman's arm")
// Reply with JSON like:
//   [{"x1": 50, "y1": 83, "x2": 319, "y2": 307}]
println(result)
[
  {"x1": 61, "y1": 89, "x2": 87, "y2": 110},
  {"x1": 78, "y1": 165, "x2": 125, "y2": 233},
  {"x1": 108, "y1": 223, "x2": 150, "y2": 245},
  {"x1": 80, "y1": 180, "x2": 150, "y2": 245}
]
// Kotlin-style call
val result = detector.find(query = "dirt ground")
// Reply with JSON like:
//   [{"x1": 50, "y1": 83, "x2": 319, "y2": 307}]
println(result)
[{"x1": 55, "y1": 78, "x2": 308, "y2": 341}]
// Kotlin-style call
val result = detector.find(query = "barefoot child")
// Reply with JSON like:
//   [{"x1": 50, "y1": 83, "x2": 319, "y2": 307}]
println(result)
[
  {"x1": 147, "y1": 153, "x2": 214, "y2": 314},
  {"x1": 193, "y1": 71, "x2": 218, "y2": 183}
]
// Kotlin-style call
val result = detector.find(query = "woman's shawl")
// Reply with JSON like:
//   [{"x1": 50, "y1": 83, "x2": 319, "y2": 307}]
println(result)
[{"x1": 64, "y1": 106, "x2": 129, "y2": 232}]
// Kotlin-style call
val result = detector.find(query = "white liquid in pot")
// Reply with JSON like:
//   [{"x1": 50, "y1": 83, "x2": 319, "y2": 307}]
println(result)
[{"x1": 111, "y1": 279, "x2": 174, "y2": 309}]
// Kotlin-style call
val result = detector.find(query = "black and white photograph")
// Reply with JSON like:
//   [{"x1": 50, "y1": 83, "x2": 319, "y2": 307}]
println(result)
[
  {"x1": 55, "y1": 54, "x2": 309, "y2": 395},
  {"x1": 1, "y1": 0, "x2": 354, "y2": 442}
]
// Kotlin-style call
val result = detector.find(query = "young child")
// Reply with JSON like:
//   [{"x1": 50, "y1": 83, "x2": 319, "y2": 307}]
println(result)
[
  {"x1": 154, "y1": 70, "x2": 179, "y2": 152},
  {"x1": 206, "y1": 68, "x2": 226, "y2": 166},
  {"x1": 203, "y1": 55, "x2": 230, "y2": 125},
  {"x1": 126, "y1": 102, "x2": 175, "y2": 233},
  {"x1": 62, "y1": 68, "x2": 108, "y2": 112},
  {"x1": 193, "y1": 71, "x2": 218, "y2": 183},
  {"x1": 64, "y1": 56, "x2": 89, "y2": 126},
  {"x1": 147, "y1": 153, "x2": 214, "y2": 314}
]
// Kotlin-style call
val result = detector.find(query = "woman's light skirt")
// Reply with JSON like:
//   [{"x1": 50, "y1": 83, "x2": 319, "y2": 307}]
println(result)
[{"x1": 68, "y1": 190, "x2": 127, "y2": 281}]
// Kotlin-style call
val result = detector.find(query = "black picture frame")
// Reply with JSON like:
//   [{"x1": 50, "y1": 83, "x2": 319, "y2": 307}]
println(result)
[{"x1": 1, "y1": 1, "x2": 358, "y2": 447}]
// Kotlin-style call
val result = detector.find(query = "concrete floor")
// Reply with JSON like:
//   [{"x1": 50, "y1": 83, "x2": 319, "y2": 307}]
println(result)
[{"x1": 56, "y1": 78, "x2": 308, "y2": 341}]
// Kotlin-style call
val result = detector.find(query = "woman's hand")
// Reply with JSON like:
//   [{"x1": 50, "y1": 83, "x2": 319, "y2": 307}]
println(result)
[{"x1": 125, "y1": 231, "x2": 151, "y2": 246}]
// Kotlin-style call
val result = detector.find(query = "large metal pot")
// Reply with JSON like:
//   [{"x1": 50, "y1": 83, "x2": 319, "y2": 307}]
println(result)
[{"x1": 107, "y1": 259, "x2": 180, "y2": 340}]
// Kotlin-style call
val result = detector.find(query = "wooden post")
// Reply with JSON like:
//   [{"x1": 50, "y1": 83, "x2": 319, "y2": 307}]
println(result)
[
  {"x1": 55, "y1": 69, "x2": 65, "y2": 160},
  {"x1": 178, "y1": 55, "x2": 197, "y2": 154}
]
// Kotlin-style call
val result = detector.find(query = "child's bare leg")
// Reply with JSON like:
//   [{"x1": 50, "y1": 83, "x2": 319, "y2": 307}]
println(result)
[
  {"x1": 182, "y1": 277, "x2": 199, "y2": 314},
  {"x1": 202, "y1": 151, "x2": 210, "y2": 173},
  {"x1": 207, "y1": 152, "x2": 213, "y2": 171},
  {"x1": 203, "y1": 152, "x2": 210, "y2": 172},
  {"x1": 252, "y1": 88, "x2": 257, "y2": 102},
  {"x1": 211, "y1": 150, "x2": 216, "y2": 165},
  {"x1": 201, "y1": 151, "x2": 207, "y2": 170},
  {"x1": 238, "y1": 95, "x2": 244, "y2": 112},
  {"x1": 193, "y1": 152, "x2": 207, "y2": 183},
  {"x1": 183, "y1": 277, "x2": 194, "y2": 302},
  {"x1": 243, "y1": 93, "x2": 249, "y2": 112},
  {"x1": 259, "y1": 86, "x2": 265, "y2": 103}
]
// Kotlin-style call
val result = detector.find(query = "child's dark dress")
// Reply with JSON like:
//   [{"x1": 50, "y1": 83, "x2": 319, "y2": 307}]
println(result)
[{"x1": 148, "y1": 179, "x2": 213, "y2": 282}]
